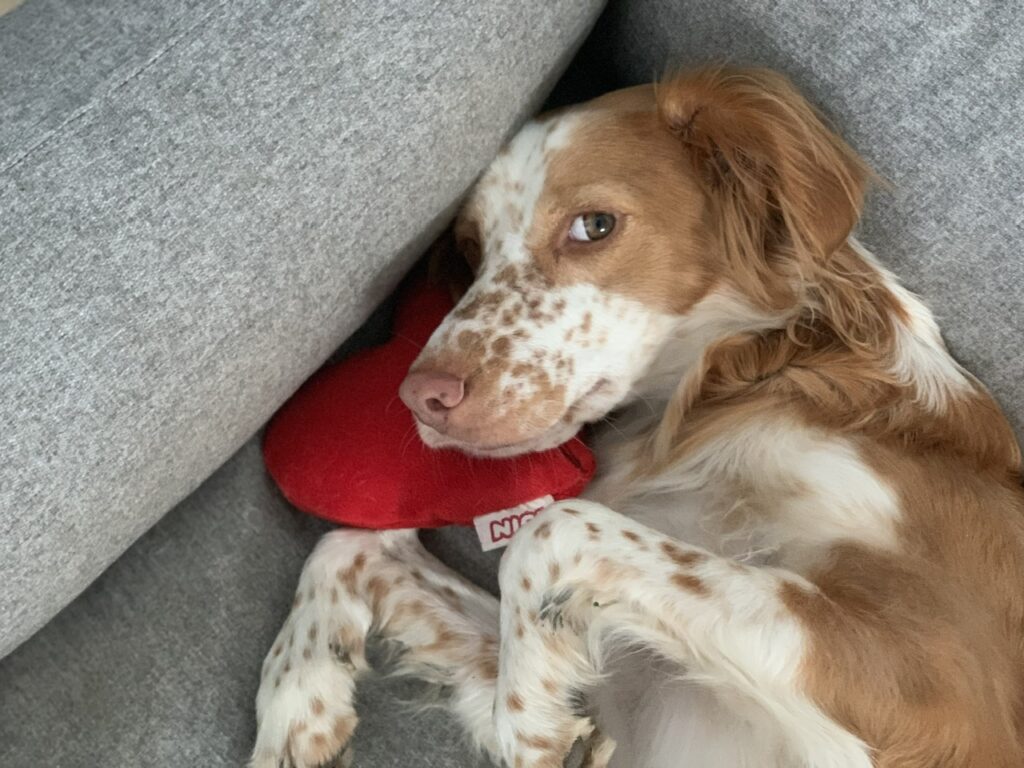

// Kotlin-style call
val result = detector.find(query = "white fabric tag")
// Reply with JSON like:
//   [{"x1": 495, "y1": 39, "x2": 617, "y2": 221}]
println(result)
[{"x1": 473, "y1": 495, "x2": 555, "y2": 551}]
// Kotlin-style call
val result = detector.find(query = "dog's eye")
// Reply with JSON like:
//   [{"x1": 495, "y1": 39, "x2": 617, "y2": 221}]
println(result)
[{"x1": 568, "y1": 212, "x2": 616, "y2": 242}]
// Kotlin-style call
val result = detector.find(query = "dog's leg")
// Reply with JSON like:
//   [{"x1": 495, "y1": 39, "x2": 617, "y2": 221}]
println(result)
[
  {"x1": 494, "y1": 500, "x2": 871, "y2": 768},
  {"x1": 251, "y1": 529, "x2": 501, "y2": 768}
]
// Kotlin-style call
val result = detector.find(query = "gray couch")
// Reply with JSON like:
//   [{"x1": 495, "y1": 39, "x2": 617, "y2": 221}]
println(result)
[{"x1": 2, "y1": 1, "x2": 1021, "y2": 765}]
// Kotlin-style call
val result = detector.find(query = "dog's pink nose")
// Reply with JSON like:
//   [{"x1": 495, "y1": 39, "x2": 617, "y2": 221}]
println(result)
[{"x1": 399, "y1": 371, "x2": 465, "y2": 431}]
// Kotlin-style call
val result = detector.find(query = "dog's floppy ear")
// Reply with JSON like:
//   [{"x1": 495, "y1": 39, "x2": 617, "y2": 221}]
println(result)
[
  {"x1": 426, "y1": 223, "x2": 476, "y2": 302},
  {"x1": 657, "y1": 67, "x2": 870, "y2": 305}
]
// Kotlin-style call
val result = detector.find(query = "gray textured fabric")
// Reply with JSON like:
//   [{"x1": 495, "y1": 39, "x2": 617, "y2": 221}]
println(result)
[
  {"x1": 557, "y1": 0, "x2": 1024, "y2": 439},
  {"x1": 0, "y1": 0, "x2": 602, "y2": 656},
  {"x1": 0, "y1": 0, "x2": 208, "y2": 165}
]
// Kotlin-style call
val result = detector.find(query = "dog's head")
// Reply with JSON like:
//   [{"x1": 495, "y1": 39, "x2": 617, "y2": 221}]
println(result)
[{"x1": 401, "y1": 68, "x2": 869, "y2": 457}]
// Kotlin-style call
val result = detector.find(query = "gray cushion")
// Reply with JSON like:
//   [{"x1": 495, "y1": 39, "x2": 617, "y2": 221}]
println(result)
[
  {"x1": 558, "y1": 0, "x2": 1024, "y2": 439},
  {"x1": 0, "y1": 0, "x2": 602, "y2": 657}
]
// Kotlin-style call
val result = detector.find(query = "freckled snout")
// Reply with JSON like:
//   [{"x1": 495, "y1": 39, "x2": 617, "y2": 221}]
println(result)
[{"x1": 399, "y1": 370, "x2": 465, "y2": 432}]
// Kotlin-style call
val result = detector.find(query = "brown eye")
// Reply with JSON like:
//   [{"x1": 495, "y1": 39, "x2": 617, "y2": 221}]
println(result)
[{"x1": 569, "y1": 212, "x2": 616, "y2": 242}]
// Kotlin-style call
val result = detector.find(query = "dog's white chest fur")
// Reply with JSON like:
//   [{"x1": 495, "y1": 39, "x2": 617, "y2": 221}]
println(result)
[
  {"x1": 580, "y1": 411, "x2": 900, "y2": 767},
  {"x1": 586, "y1": 406, "x2": 902, "y2": 568}
]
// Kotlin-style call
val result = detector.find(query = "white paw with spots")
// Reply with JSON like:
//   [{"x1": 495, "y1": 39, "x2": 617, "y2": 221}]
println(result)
[
  {"x1": 251, "y1": 531, "x2": 386, "y2": 768},
  {"x1": 251, "y1": 654, "x2": 357, "y2": 768}
]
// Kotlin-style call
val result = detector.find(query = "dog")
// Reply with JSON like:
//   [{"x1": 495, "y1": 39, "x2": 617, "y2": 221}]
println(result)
[{"x1": 250, "y1": 67, "x2": 1024, "y2": 768}]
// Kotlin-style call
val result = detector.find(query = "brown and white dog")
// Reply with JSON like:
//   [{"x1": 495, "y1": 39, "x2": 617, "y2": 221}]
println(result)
[{"x1": 251, "y1": 68, "x2": 1024, "y2": 768}]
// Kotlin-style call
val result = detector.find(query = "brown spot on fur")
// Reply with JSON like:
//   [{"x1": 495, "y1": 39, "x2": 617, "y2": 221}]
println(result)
[
  {"x1": 661, "y1": 541, "x2": 703, "y2": 568},
  {"x1": 561, "y1": 507, "x2": 580, "y2": 516},
  {"x1": 457, "y1": 329, "x2": 483, "y2": 350},
  {"x1": 511, "y1": 363, "x2": 533, "y2": 378},
  {"x1": 409, "y1": 599, "x2": 427, "y2": 615},
  {"x1": 495, "y1": 265, "x2": 518, "y2": 285},
  {"x1": 671, "y1": 571, "x2": 709, "y2": 596},
  {"x1": 521, "y1": 733, "x2": 557, "y2": 752},
  {"x1": 333, "y1": 715, "x2": 355, "y2": 743},
  {"x1": 422, "y1": 626, "x2": 458, "y2": 653},
  {"x1": 534, "y1": 521, "x2": 552, "y2": 539},
  {"x1": 479, "y1": 657, "x2": 498, "y2": 680},
  {"x1": 504, "y1": 202, "x2": 524, "y2": 228},
  {"x1": 338, "y1": 566, "x2": 358, "y2": 593},
  {"x1": 492, "y1": 335, "x2": 512, "y2": 357},
  {"x1": 338, "y1": 624, "x2": 361, "y2": 649},
  {"x1": 585, "y1": 522, "x2": 601, "y2": 539},
  {"x1": 477, "y1": 639, "x2": 499, "y2": 679},
  {"x1": 622, "y1": 530, "x2": 642, "y2": 544},
  {"x1": 549, "y1": 562, "x2": 561, "y2": 581},
  {"x1": 521, "y1": 576, "x2": 532, "y2": 592},
  {"x1": 507, "y1": 692, "x2": 525, "y2": 712},
  {"x1": 542, "y1": 678, "x2": 559, "y2": 695},
  {"x1": 366, "y1": 576, "x2": 387, "y2": 609}
]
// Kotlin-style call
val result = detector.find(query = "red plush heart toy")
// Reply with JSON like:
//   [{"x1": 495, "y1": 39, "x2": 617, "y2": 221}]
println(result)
[{"x1": 263, "y1": 276, "x2": 595, "y2": 535}]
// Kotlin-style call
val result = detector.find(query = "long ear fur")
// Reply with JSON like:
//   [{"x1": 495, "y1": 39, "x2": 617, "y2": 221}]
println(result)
[
  {"x1": 657, "y1": 67, "x2": 872, "y2": 309},
  {"x1": 426, "y1": 224, "x2": 476, "y2": 302}
]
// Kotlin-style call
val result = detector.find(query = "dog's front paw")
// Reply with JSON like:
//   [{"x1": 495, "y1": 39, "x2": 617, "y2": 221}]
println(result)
[{"x1": 251, "y1": 651, "x2": 358, "y2": 768}]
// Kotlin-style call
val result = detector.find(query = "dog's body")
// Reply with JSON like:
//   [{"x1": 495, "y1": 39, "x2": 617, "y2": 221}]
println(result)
[{"x1": 252, "y1": 69, "x2": 1024, "y2": 768}]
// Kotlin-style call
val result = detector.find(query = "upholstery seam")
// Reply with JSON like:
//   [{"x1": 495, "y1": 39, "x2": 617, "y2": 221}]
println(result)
[{"x1": 0, "y1": 0, "x2": 233, "y2": 179}]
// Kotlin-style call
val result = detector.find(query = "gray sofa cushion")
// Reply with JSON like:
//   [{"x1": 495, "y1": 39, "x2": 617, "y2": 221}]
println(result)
[
  {"x1": 0, "y1": 0, "x2": 602, "y2": 657},
  {"x1": 558, "y1": 0, "x2": 1024, "y2": 440}
]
